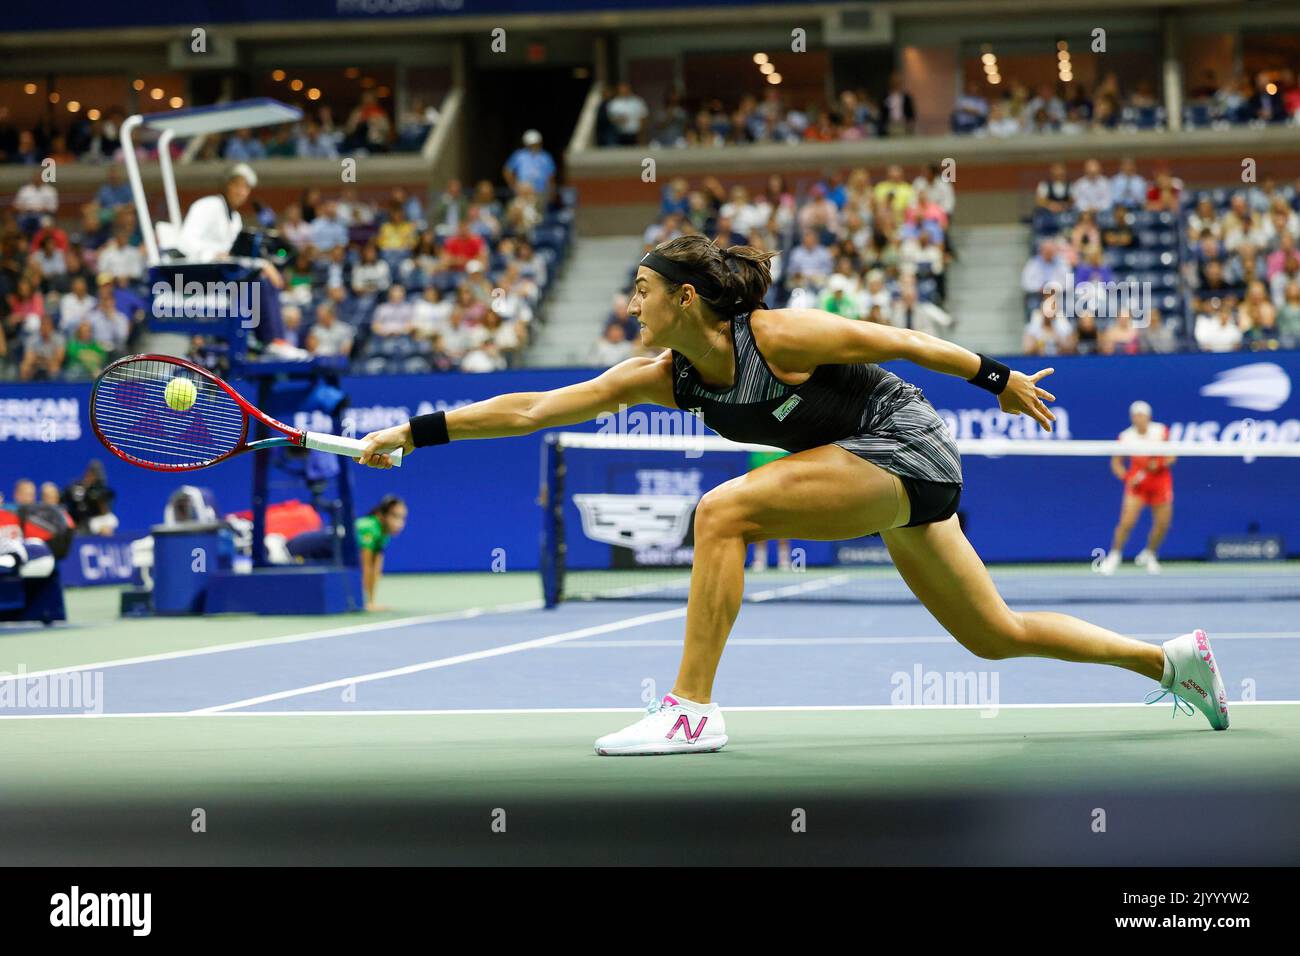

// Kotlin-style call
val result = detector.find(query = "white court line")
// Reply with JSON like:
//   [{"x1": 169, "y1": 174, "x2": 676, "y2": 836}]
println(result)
[
  {"x1": 189, "y1": 606, "x2": 690, "y2": 715},
  {"x1": 0, "y1": 700, "x2": 1297, "y2": 720},
  {"x1": 748, "y1": 573, "x2": 853, "y2": 603},
  {"x1": 0, "y1": 599, "x2": 543, "y2": 685},
  {"x1": 548, "y1": 631, "x2": 1300, "y2": 648}
]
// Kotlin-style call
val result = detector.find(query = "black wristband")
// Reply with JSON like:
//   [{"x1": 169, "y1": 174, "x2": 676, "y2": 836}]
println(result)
[
  {"x1": 409, "y1": 411, "x2": 450, "y2": 448},
  {"x1": 968, "y1": 353, "x2": 1011, "y2": 395}
]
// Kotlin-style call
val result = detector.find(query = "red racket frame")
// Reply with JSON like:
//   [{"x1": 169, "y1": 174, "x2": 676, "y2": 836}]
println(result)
[{"x1": 90, "y1": 352, "x2": 307, "y2": 472}]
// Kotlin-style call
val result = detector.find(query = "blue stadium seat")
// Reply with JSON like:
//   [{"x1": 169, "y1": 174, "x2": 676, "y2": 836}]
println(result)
[{"x1": 1183, "y1": 104, "x2": 1211, "y2": 128}]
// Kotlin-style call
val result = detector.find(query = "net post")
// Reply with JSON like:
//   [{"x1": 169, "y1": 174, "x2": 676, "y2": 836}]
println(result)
[{"x1": 539, "y1": 433, "x2": 566, "y2": 609}]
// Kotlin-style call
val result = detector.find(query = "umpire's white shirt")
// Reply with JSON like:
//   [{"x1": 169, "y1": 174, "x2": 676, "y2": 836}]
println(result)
[{"x1": 177, "y1": 194, "x2": 241, "y2": 261}]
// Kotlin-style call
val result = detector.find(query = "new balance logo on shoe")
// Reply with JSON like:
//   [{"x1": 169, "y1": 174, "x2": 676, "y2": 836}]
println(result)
[{"x1": 666, "y1": 714, "x2": 707, "y2": 743}]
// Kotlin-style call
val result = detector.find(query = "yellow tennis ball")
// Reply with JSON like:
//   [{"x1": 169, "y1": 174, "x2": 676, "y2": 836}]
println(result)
[{"x1": 164, "y1": 377, "x2": 198, "y2": 412}]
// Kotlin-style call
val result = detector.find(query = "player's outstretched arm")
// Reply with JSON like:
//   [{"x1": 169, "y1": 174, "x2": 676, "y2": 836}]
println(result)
[
  {"x1": 753, "y1": 307, "x2": 1058, "y2": 432},
  {"x1": 356, "y1": 352, "x2": 676, "y2": 468}
]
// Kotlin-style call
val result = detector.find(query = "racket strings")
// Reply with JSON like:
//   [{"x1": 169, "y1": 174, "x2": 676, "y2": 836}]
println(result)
[{"x1": 93, "y1": 358, "x2": 247, "y2": 468}]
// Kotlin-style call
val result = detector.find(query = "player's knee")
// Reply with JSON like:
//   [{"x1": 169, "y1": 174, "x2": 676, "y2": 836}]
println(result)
[
  {"x1": 692, "y1": 488, "x2": 744, "y2": 541},
  {"x1": 959, "y1": 612, "x2": 1028, "y2": 661}
]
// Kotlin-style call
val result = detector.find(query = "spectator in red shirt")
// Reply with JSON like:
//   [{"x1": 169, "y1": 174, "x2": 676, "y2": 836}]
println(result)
[
  {"x1": 443, "y1": 220, "x2": 487, "y2": 271},
  {"x1": 1145, "y1": 169, "x2": 1182, "y2": 213},
  {"x1": 29, "y1": 218, "x2": 70, "y2": 254}
]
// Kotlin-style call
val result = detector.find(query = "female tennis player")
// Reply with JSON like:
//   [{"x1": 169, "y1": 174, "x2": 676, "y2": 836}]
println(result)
[
  {"x1": 357, "y1": 236, "x2": 1228, "y2": 753},
  {"x1": 1100, "y1": 400, "x2": 1174, "y2": 575}
]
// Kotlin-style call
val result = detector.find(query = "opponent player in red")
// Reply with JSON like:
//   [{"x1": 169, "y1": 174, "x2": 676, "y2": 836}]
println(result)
[{"x1": 1100, "y1": 400, "x2": 1175, "y2": 575}]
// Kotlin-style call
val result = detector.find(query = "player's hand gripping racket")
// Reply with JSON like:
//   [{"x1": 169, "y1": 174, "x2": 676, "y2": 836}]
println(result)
[{"x1": 90, "y1": 353, "x2": 403, "y2": 471}]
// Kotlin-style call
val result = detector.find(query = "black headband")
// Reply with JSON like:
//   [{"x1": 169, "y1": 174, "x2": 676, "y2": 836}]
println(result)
[{"x1": 639, "y1": 250, "x2": 727, "y2": 303}]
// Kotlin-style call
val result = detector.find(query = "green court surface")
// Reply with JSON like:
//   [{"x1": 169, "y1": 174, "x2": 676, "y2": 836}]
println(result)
[
  {"x1": 2, "y1": 704, "x2": 1297, "y2": 803},
  {"x1": 2, "y1": 705, "x2": 1297, "y2": 865}
]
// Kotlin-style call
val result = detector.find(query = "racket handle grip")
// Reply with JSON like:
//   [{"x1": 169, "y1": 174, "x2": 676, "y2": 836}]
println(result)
[{"x1": 303, "y1": 432, "x2": 404, "y2": 468}]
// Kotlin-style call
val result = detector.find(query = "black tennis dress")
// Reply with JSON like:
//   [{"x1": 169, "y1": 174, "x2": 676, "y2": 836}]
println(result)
[{"x1": 670, "y1": 310, "x2": 963, "y2": 525}]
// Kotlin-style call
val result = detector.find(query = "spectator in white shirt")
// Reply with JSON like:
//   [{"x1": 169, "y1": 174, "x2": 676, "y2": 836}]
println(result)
[
  {"x1": 589, "y1": 322, "x2": 634, "y2": 367},
  {"x1": 371, "y1": 284, "x2": 414, "y2": 337},
  {"x1": 1110, "y1": 158, "x2": 1147, "y2": 208},
  {"x1": 1072, "y1": 159, "x2": 1113, "y2": 213},
  {"x1": 13, "y1": 170, "x2": 58, "y2": 233},
  {"x1": 86, "y1": 281, "x2": 131, "y2": 353},
  {"x1": 439, "y1": 308, "x2": 479, "y2": 361},
  {"x1": 461, "y1": 340, "x2": 507, "y2": 373},
  {"x1": 411, "y1": 286, "x2": 453, "y2": 340},
  {"x1": 95, "y1": 231, "x2": 145, "y2": 281},
  {"x1": 499, "y1": 262, "x2": 539, "y2": 307},
  {"x1": 912, "y1": 163, "x2": 956, "y2": 216},
  {"x1": 278, "y1": 204, "x2": 313, "y2": 249},
  {"x1": 309, "y1": 200, "x2": 350, "y2": 252},
  {"x1": 59, "y1": 277, "x2": 96, "y2": 334},
  {"x1": 860, "y1": 270, "x2": 893, "y2": 314},
  {"x1": 306, "y1": 302, "x2": 354, "y2": 357},
  {"x1": 983, "y1": 102, "x2": 1022, "y2": 137},
  {"x1": 891, "y1": 281, "x2": 953, "y2": 336},
  {"x1": 32, "y1": 236, "x2": 67, "y2": 279},
  {"x1": 350, "y1": 243, "x2": 392, "y2": 297},
  {"x1": 899, "y1": 229, "x2": 945, "y2": 281},
  {"x1": 1021, "y1": 239, "x2": 1071, "y2": 296},
  {"x1": 606, "y1": 82, "x2": 649, "y2": 146},
  {"x1": 1195, "y1": 306, "x2": 1243, "y2": 352},
  {"x1": 786, "y1": 230, "x2": 834, "y2": 283},
  {"x1": 1024, "y1": 290, "x2": 1076, "y2": 355},
  {"x1": 720, "y1": 186, "x2": 770, "y2": 236}
]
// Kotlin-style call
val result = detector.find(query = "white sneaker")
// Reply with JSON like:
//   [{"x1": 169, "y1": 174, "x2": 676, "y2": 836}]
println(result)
[
  {"x1": 1146, "y1": 630, "x2": 1230, "y2": 731},
  {"x1": 594, "y1": 694, "x2": 728, "y2": 756},
  {"x1": 1135, "y1": 549, "x2": 1161, "y2": 574},
  {"x1": 1098, "y1": 550, "x2": 1121, "y2": 575}
]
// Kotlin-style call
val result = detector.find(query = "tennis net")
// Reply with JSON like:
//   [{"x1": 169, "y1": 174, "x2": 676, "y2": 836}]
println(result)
[{"x1": 539, "y1": 430, "x2": 1300, "y2": 607}]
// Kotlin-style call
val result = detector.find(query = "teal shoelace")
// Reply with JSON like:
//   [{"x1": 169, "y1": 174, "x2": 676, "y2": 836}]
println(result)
[{"x1": 1144, "y1": 687, "x2": 1196, "y2": 719}]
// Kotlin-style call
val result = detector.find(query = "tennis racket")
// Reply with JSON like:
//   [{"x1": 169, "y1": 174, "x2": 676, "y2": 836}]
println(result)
[{"x1": 90, "y1": 353, "x2": 403, "y2": 472}]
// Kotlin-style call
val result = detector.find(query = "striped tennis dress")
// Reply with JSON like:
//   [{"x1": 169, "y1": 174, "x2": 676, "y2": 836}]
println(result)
[{"x1": 671, "y1": 311, "x2": 963, "y2": 487}]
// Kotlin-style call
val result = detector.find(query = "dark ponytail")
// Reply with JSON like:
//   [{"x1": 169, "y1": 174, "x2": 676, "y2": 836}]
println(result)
[
  {"x1": 649, "y1": 235, "x2": 776, "y2": 315},
  {"x1": 370, "y1": 494, "x2": 405, "y2": 518}
]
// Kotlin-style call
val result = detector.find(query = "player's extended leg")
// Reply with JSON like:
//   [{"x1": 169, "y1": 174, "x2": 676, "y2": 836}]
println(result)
[
  {"x1": 882, "y1": 515, "x2": 1163, "y2": 678},
  {"x1": 595, "y1": 445, "x2": 911, "y2": 754},
  {"x1": 672, "y1": 445, "x2": 909, "y2": 702}
]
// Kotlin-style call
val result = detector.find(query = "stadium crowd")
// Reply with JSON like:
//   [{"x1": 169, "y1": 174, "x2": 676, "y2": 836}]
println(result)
[
  {"x1": 0, "y1": 131, "x2": 571, "y2": 380},
  {"x1": 1021, "y1": 159, "x2": 1300, "y2": 354},
  {"x1": 0, "y1": 89, "x2": 430, "y2": 167},
  {"x1": 592, "y1": 164, "x2": 956, "y2": 365},
  {"x1": 953, "y1": 68, "x2": 1300, "y2": 135},
  {"x1": 595, "y1": 78, "x2": 918, "y2": 148}
]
